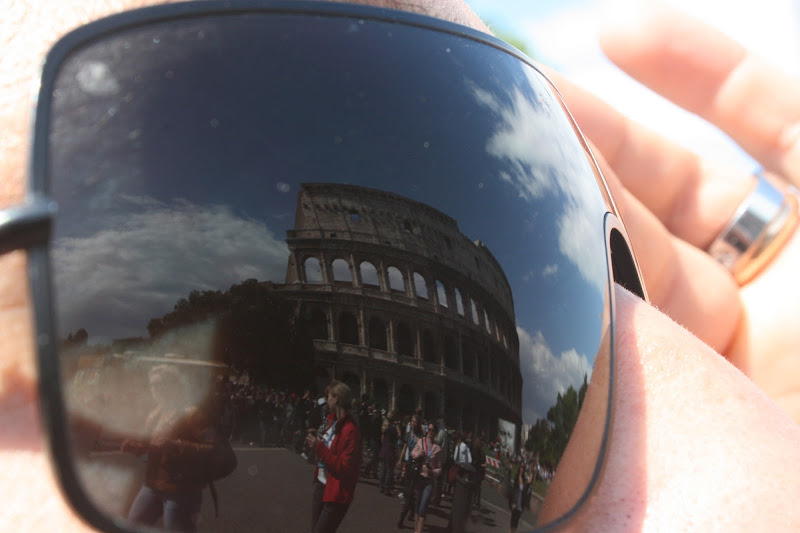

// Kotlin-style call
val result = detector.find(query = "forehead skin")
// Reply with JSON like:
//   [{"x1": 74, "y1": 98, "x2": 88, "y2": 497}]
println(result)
[{"x1": 0, "y1": 1, "x2": 486, "y2": 531}]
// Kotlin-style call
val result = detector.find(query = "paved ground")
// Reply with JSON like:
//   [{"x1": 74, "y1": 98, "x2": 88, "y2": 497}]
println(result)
[{"x1": 194, "y1": 446, "x2": 538, "y2": 532}]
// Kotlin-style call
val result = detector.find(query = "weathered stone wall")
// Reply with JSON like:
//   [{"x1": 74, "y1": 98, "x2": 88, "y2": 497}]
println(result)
[{"x1": 277, "y1": 183, "x2": 522, "y2": 435}]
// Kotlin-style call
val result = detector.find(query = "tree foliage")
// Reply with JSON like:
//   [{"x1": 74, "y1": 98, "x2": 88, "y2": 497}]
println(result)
[
  {"x1": 147, "y1": 279, "x2": 315, "y2": 390},
  {"x1": 524, "y1": 374, "x2": 589, "y2": 469}
]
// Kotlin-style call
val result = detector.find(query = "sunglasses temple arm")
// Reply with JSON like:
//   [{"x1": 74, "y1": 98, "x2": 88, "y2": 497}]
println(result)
[{"x1": 0, "y1": 198, "x2": 56, "y2": 256}]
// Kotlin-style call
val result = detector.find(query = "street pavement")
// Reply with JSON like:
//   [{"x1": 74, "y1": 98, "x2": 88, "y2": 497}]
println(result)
[{"x1": 196, "y1": 445, "x2": 539, "y2": 532}]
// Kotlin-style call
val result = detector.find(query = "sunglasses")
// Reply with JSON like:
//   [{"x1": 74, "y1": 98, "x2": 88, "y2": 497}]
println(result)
[{"x1": 1, "y1": 1, "x2": 646, "y2": 531}]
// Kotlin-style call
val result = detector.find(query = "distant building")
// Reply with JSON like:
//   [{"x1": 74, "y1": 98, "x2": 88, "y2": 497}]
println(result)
[{"x1": 273, "y1": 183, "x2": 522, "y2": 437}]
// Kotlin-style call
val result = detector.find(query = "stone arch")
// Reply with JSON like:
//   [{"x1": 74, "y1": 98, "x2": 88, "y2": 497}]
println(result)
[
  {"x1": 308, "y1": 307, "x2": 328, "y2": 340},
  {"x1": 304, "y1": 257, "x2": 323, "y2": 284},
  {"x1": 445, "y1": 396, "x2": 458, "y2": 429},
  {"x1": 373, "y1": 378, "x2": 389, "y2": 410},
  {"x1": 338, "y1": 311, "x2": 359, "y2": 345},
  {"x1": 360, "y1": 261, "x2": 380, "y2": 287},
  {"x1": 397, "y1": 384, "x2": 415, "y2": 415},
  {"x1": 421, "y1": 329, "x2": 437, "y2": 364},
  {"x1": 368, "y1": 316, "x2": 387, "y2": 351},
  {"x1": 478, "y1": 352, "x2": 489, "y2": 385},
  {"x1": 444, "y1": 335, "x2": 459, "y2": 370},
  {"x1": 387, "y1": 266, "x2": 405, "y2": 293},
  {"x1": 436, "y1": 280, "x2": 448, "y2": 308},
  {"x1": 332, "y1": 258, "x2": 352, "y2": 284},
  {"x1": 462, "y1": 341, "x2": 474, "y2": 377},
  {"x1": 424, "y1": 391, "x2": 438, "y2": 421},
  {"x1": 413, "y1": 272, "x2": 428, "y2": 299},
  {"x1": 396, "y1": 322, "x2": 414, "y2": 357},
  {"x1": 454, "y1": 288, "x2": 464, "y2": 316}
]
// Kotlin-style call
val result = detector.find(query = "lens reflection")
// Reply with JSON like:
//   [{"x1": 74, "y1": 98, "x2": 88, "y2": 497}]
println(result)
[{"x1": 48, "y1": 10, "x2": 612, "y2": 532}]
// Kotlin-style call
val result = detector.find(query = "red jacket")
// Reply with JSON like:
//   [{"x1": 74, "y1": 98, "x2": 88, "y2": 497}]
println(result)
[{"x1": 313, "y1": 413, "x2": 362, "y2": 505}]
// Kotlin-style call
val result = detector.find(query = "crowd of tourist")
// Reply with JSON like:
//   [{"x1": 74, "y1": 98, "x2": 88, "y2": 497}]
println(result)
[{"x1": 218, "y1": 378, "x2": 539, "y2": 532}]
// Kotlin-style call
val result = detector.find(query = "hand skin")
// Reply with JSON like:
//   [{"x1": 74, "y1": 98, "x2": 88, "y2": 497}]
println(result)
[
  {"x1": 2, "y1": 1, "x2": 800, "y2": 532},
  {"x1": 544, "y1": 4, "x2": 800, "y2": 424}
]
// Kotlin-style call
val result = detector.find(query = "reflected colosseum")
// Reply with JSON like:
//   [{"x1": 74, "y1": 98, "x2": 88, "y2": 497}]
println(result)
[{"x1": 269, "y1": 183, "x2": 522, "y2": 439}]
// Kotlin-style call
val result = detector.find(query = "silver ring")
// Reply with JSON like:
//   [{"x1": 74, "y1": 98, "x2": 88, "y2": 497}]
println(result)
[{"x1": 708, "y1": 172, "x2": 800, "y2": 284}]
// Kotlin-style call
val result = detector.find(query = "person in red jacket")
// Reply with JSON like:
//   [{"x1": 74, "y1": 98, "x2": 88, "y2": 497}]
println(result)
[{"x1": 305, "y1": 381, "x2": 362, "y2": 533}]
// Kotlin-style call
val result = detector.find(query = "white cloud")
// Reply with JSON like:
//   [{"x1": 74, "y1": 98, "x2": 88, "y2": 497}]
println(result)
[
  {"x1": 516, "y1": 0, "x2": 800, "y2": 167},
  {"x1": 542, "y1": 264, "x2": 559, "y2": 277},
  {"x1": 470, "y1": 72, "x2": 608, "y2": 294},
  {"x1": 53, "y1": 196, "x2": 290, "y2": 341},
  {"x1": 517, "y1": 326, "x2": 593, "y2": 423}
]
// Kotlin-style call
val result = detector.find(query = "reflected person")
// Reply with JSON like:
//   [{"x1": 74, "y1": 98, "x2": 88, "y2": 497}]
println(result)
[
  {"x1": 120, "y1": 364, "x2": 210, "y2": 532},
  {"x1": 305, "y1": 381, "x2": 362, "y2": 533}
]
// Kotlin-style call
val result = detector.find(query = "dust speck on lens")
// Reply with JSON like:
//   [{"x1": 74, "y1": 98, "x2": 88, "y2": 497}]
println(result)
[{"x1": 76, "y1": 62, "x2": 119, "y2": 96}]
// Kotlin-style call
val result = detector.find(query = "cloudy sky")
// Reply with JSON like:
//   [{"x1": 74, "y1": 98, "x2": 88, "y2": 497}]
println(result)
[{"x1": 467, "y1": 0, "x2": 800, "y2": 167}]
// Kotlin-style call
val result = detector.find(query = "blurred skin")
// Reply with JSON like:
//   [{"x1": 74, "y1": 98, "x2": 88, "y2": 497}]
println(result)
[{"x1": 2, "y1": 1, "x2": 800, "y2": 531}]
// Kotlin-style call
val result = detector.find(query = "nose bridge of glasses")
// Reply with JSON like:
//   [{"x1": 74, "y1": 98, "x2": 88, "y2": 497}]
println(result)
[{"x1": 0, "y1": 198, "x2": 57, "y2": 256}]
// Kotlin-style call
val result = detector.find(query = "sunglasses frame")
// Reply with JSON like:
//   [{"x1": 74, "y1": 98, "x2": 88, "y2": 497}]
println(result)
[{"x1": 2, "y1": 1, "x2": 648, "y2": 531}]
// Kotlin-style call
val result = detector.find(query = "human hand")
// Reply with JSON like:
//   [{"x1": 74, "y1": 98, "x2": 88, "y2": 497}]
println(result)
[
  {"x1": 305, "y1": 430, "x2": 319, "y2": 450},
  {"x1": 544, "y1": 4, "x2": 800, "y2": 423}
]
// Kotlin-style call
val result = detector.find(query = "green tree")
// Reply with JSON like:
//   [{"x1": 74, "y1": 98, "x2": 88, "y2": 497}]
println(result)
[
  {"x1": 526, "y1": 374, "x2": 590, "y2": 468},
  {"x1": 147, "y1": 279, "x2": 315, "y2": 390}
]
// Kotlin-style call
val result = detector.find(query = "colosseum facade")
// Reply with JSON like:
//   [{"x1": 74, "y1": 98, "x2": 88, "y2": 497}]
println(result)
[{"x1": 272, "y1": 183, "x2": 522, "y2": 438}]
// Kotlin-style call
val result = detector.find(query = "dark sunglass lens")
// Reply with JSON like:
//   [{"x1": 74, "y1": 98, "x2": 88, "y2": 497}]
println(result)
[{"x1": 44, "y1": 9, "x2": 615, "y2": 532}]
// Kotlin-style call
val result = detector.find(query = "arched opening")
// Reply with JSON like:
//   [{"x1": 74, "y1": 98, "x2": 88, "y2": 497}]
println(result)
[
  {"x1": 360, "y1": 261, "x2": 380, "y2": 287},
  {"x1": 373, "y1": 378, "x2": 389, "y2": 411},
  {"x1": 332, "y1": 258, "x2": 352, "y2": 284},
  {"x1": 424, "y1": 391, "x2": 438, "y2": 421},
  {"x1": 444, "y1": 335, "x2": 458, "y2": 370},
  {"x1": 445, "y1": 396, "x2": 458, "y2": 429},
  {"x1": 413, "y1": 272, "x2": 428, "y2": 299},
  {"x1": 436, "y1": 280, "x2": 447, "y2": 307},
  {"x1": 388, "y1": 266, "x2": 405, "y2": 293},
  {"x1": 421, "y1": 329, "x2": 437, "y2": 364},
  {"x1": 368, "y1": 316, "x2": 387, "y2": 351},
  {"x1": 478, "y1": 353, "x2": 489, "y2": 384},
  {"x1": 304, "y1": 257, "x2": 323, "y2": 284},
  {"x1": 338, "y1": 312, "x2": 359, "y2": 345},
  {"x1": 396, "y1": 322, "x2": 414, "y2": 357},
  {"x1": 462, "y1": 343, "x2": 474, "y2": 378},
  {"x1": 397, "y1": 384, "x2": 414, "y2": 415},
  {"x1": 308, "y1": 307, "x2": 328, "y2": 340},
  {"x1": 454, "y1": 289, "x2": 465, "y2": 316}
]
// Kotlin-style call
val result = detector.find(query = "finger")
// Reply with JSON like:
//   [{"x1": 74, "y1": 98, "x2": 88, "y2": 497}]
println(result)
[
  {"x1": 588, "y1": 142, "x2": 741, "y2": 354},
  {"x1": 598, "y1": 4, "x2": 800, "y2": 184},
  {"x1": 545, "y1": 66, "x2": 753, "y2": 250}
]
